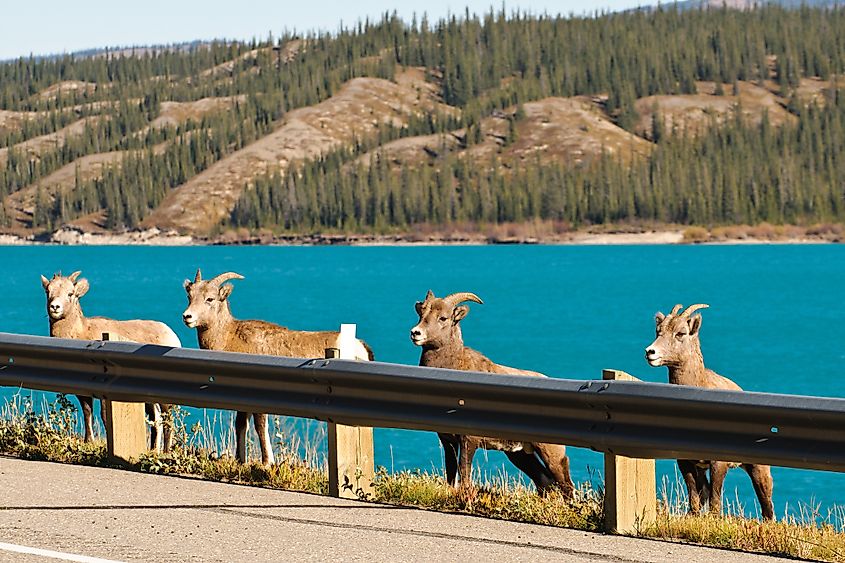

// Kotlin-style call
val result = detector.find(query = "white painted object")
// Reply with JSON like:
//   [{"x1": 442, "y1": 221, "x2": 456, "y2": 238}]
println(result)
[
  {"x1": 328, "y1": 323, "x2": 375, "y2": 498},
  {"x1": 0, "y1": 541, "x2": 124, "y2": 563},
  {"x1": 336, "y1": 323, "x2": 368, "y2": 360}
]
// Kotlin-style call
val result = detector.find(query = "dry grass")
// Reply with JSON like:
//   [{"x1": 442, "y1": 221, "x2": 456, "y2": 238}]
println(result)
[
  {"x1": 682, "y1": 223, "x2": 844, "y2": 244},
  {"x1": 682, "y1": 226, "x2": 709, "y2": 243},
  {"x1": 642, "y1": 473, "x2": 845, "y2": 561},
  {"x1": 0, "y1": 394, "x2": 328, "y2": 493},
  {"x1": 0, "y1": 394, "x2": 107, "y2": 466},
  {"x1": 646, "y1": 513, "x2": 845, "y2": 561},
  {"x1": 806, "y1": 223, "x2": 845, "y2": 239},
  {"x1": 138, "y1": 449, "x2": 328, "y2": 494},
  {"x1": 2, "y1": 394, "x2": 845, "y2": 561},
  {"x1": 373, "y1": 468, "x2": 603, "y2": 530},
  {"x1": 211, "y1": 220, "x2": 845, "y2": 246},
  {"x1": 482, "y1": 219, "x2": 574, "y2": 242}
]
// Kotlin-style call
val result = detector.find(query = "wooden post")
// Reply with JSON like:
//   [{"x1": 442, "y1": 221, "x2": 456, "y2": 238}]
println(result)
[
  {"x1": 102, "y1": 332, "x2": 148, "y2": 465},
  {"x1": 602, "y1": 369, "x2": 656, "y2": 534},
  {"x1": 326, "y1": 324, "x2": 375, "y2": 500}
]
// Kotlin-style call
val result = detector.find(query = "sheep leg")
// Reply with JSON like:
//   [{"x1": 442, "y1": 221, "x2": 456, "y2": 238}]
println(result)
[
  {"x1": 695, "y1": 465, "x2": 711, "y2": 511},
  {"x1": 160, "y1": 403, "x2": 174, "y2": 453},
  {"x1": 146, "y1": 403, "x2": 163, "y2": 452},
  {"x1": 77, "y1": 395, "x2": 95, "y2": 443},
  {"x1": 458, "y1": 437, "x2": 478, "y2": 491},
  {"x1": 438, "y1": 433, "x2": 460, "y2": 487},
  {"x1": 455, "y1": 437, "x2": 479, "y2": 505},
  {"x1": 742, "y1": 463, "x2": 775, "y2": 520},
  {"x1": 253, "y1": 413, "x2": 275, "y2": 466},
  {"x1": 99, "y1": 400, "x2": 107, "y2": 437},
  {"x1": 708, "y1": 461, "x2": 729, "y2": 516},
  {"x1": 504, "y1": 450, "x2": 555, "y2": 494},
  {"x1": 534, "y1": 443, "x2": 575, "y2": 499},
  {"x1": 235, "y1": 411, "x2": 250, "y2": 463},
  {"x1": 678, "y1": 459, "x2": 703, "y2": 515}
]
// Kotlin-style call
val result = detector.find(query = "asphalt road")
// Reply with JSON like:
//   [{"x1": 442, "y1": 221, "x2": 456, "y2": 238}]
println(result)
[{"x1": 0, "y1": 456, "x2": 792, "y2": 562}]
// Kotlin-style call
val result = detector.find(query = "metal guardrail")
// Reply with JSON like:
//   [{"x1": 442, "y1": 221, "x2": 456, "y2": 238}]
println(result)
[{"x1": 0, "y1": 331, "x2": 843, "y2": 473}]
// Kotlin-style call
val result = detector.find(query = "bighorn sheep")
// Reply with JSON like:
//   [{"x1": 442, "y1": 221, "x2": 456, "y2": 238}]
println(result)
[
  {"x1": 645, "y1": 303, "x2": 774, "y2": 520},
  {"x1": 182, "y1": 269, "x2": 373, "y2": 466},
  {"x1": 41, "y1": 271, "x2": 182, "y2": 451},
  {"x1": 410, "y1": 290, "x2": 575, "y2": 498}
]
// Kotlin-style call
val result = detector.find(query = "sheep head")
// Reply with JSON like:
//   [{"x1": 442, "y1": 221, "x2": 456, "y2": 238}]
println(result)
[
  {"x1": 182, "y1": 269, "x2": 244, "y2": 329},
  {"x1": 40, "y1": 271, "x2": 88, "y2": 320},
  {"x1": 410, "y1": 290, "x2": 483, "y2": 349},
  {"x1": 645, "y1": 303, "x2": 709, "y2": 368}
]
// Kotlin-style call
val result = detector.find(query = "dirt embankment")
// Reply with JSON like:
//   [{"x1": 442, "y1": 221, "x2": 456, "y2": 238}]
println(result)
[
  {"x1": 36, "y1": 80, "x2": 99, "y2": 101},
  {"x1": 4, "y1": 94, "x2": 243, "y2": 233},
  {"x1": 3, "y1": 226, "x2": 839, "y2": 246},
  {"x1": 143, "y1": 68, "x2": 455, "y2": 234},
  {"x1": 0, "y1": 116, "x2": 102, "y2": 168},
  {"x1": 354, "y1": 95, "x2": 653, "y2": 171},
  {"x1": 148, "y1": 96, "x2": 246, "y2": 130},
  {"x1": 634, "y1": 80, "x2": 797, "y2": 139}
]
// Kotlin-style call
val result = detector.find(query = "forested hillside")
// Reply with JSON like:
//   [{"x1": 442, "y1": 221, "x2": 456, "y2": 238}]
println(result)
[{"x1": 1, "y1": 5, "x2": 844, "y2": 239}]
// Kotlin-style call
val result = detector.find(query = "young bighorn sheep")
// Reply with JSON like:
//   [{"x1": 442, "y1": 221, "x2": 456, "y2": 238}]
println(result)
[
  {"x1": 645, "y1": 303, "x2": 775, "y2": 520},
  {"x1": 410, "y1": 290, "x2": 575, "y2": 498},
  {"x1": 182, "y1": 269, "x2": 373, "y2": 466},
  {"x1": 41, "y1": 271, "x2": 181, "y2": 451}
]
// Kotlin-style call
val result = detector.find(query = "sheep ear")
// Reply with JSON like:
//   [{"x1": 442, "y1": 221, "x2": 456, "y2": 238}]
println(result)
[
  {"x1": 414, "y1": 301, "x2": 424, "y2": 316},
  {"x1": 183, "y1": 279, "x2": 192, "y2": 292},
  {"x1": 452, "y1": 305, "x2": 469, "y2": 323},
  {"x1": 74, "y1": 278, "x2": 89, "y2": 298},
  {"x1": 40, "y1": 275, "x2": 50, "y2": 289},
  {"x1": 655, "y1": 312, "x2": 665, "y2": 325},
  {"x1": 219, "y1": 284, "x2": 234, "y2": 300},
  {"x1": 689, "y1": 314, "x2": 703, "y2": 336}
]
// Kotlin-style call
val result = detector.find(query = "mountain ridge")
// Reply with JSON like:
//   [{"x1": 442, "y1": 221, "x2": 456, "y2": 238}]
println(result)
[{"x1": 1, "y1": 6, "x2": 844, "y2": 240}]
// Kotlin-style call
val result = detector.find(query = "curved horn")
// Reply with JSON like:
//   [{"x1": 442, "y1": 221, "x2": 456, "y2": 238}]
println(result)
[
  {"x1": 680, "y1": 303, "x2": 709, "y2": 318},
  {"x1": 442, "y1": 292, "x2": 484, "y2": 308},
  {"x1": 209, "y1": 272, "x2": 245, "y2": 286},
  {"x1": 68, "y1": 271, "x2": 82, "y2": 282},
  {"x1": 669, "y1": 304, "x2": 683, "y2": 316},
  {"x1": 194, "y1": 269, "x2": 202, "y2": 283}
]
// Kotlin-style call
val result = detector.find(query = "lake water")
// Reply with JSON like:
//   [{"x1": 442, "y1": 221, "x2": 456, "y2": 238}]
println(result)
[{"x1": 2, "y1": 244, "x2": 843, "y2": 518}]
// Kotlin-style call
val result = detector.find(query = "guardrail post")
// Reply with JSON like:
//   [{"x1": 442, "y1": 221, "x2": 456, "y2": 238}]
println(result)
[
  {"x1": 101, "y1": 332, "x2": 148, "y2": 464},
  {"x1": 326, "y1": 324, "x2": 375, "y2": 500},
  {"x1": 602, "y1": 369, "x2": 656, "y2": 534}
]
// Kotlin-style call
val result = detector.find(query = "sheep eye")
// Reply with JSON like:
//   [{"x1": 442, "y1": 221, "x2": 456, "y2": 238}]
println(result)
[
  {"x1": 205, "y1": 297, "x2": 215, "y2": 303},
  {"x1": 439, "y1": 316, "x2": 448, "y2": 322},
  {"x1": 675, "y1": 332, "x2": 686, "y2": 339},
  {"x1": 67, "y1": 293, "x2": 74, "y2": 298}
]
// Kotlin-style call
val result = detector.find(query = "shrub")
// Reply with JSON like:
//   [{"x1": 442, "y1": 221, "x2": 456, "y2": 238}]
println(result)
[{"x1": 682, "y1": 226, "x2": 709, "y2": 243}]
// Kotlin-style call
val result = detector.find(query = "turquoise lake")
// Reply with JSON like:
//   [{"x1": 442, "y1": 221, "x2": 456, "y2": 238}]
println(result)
[{"x1": 2, "y1": 244, "x2": 843, "y2": 518}]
